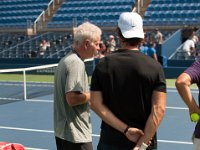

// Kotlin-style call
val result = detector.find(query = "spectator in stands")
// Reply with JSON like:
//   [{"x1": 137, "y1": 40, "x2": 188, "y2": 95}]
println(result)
[
  {"x1": 38, "y1": 39, "x2": 50, "y2": 57},
  {"x1": 147, "y1": 42, "x2": 158, "y2": 61},
  {"x1": 30, "y1": 51, "x2": 37, "y2": 58},
  {"x1": 175, "y1": 59, "x2": 200, "y2": 150},
  {"x1": 191, "y1": 27, "x2": 199, "y2": 48},
  {"x1": 140, "y1": 41, "x2": 148, "y2": 55},
  {"x1": 54, "y1": 22, "x2": 102, "y2": 150},
  {"x1": 90, "y1": 12, "x2": 166, "y2": 150},
  {"x1": 180, "y1": 38, "x2": 196, "y2": 59},
  {"x1": 143, "y1": 30, "x2": 149, "y2": 44},
  {"x1": 106, "y1": 35, "x2": 116, "y2": 53},
  {"x1": 154, "y1": 28, "x2": 163, "y2": 45},
  {"x1": 154, "y1": 28, "x2": 163, "y2": 56}
]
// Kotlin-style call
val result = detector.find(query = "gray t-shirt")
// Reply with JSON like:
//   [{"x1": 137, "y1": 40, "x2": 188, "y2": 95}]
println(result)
[{"x1": 54, "y1": 51, "x2": 92, "y2": 143}]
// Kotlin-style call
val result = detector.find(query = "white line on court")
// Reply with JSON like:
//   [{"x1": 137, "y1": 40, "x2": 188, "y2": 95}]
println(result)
[
  {"x1": 166, "y1": 106, "x2": 188, "y2": 110},
  {"x1": 2, "y1": 98, "x2": 188, "y2": 110},
  {"x1": 0, "y1": 97, "x2": 22, "y2": 101},
  {"x1": 26, "y1": 99, "x2": 53, "y2": 103},
  {"x1": 0, "y1": 126, "x2": 53, "y2": 133},
  {"x1": 25, "y1": 147, "x2": 48, "y2": 150},
  {"x1": 0, "y1": 126, "x2": 193, "y2": 145},
  {"x1": 25, "y1": 100, "x2": 191, "y2": 110},
  {"x1": 26, "y1": 100, "x2": 189, "y2": 110},
  {"x1": 0, "y1": 98, "x2": 53, "y2": 103},
  {"x1": 157, "y1": 139, "x2": 192, "y2": 145},
  {"x1": 167, "y1": 89, "x2": 199, "y2": 93}
]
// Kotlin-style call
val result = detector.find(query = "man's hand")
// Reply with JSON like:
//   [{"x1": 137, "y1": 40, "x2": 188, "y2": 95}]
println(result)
[{"x1": 125, "y1": 127, "x2": 144, "y2": 143}]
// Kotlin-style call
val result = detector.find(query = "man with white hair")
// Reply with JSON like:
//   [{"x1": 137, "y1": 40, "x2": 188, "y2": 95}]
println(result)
[
  {"x1": 90, "y1": 12, "x2": 166, "y2": 150},
  {"x1": 54, "y1": 22, "x2": 102, "y2": 150}
]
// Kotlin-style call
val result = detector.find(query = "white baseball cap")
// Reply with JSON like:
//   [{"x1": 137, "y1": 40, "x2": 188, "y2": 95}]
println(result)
[{"x1": 118, "y1": 12, "x2": 144, "y2": 39}]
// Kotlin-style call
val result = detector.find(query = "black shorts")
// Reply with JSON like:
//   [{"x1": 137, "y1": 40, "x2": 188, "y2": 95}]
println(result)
[{"x1": 55, "y1": 136, "x2": 93, "y2": 150}]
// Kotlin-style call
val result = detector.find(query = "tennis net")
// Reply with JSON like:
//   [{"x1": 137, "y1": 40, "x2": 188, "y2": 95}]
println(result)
[
  {"x1": 0, "y1": 58, "x2": 95, "y2": 102},
  {"x1": 0, "y1": 64, "x2": 57, "y2": 101}
]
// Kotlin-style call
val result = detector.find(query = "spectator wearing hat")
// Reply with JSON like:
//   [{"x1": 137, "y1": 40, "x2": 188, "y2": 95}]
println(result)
[{"x1": 90, "y1": 12, "x2": 166, "y2": 150}]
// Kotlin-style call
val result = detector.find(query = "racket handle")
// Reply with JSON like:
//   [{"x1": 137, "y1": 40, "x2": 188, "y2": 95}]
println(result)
[{"x1": 139, "y1": 143, "x2": 148, "y2": 150}]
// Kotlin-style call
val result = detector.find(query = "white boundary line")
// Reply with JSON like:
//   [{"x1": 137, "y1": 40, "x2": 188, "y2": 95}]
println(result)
[
  {"x1": 0, "y1": 126, "x2": 193, "y2": 145},
  {"x1": 167, "y1": 89, "x2": 199, "y2": 93},
  {"x1": 0, "y1": 98, "x2": 53, "y2": 103},
  {"x1": 26, "y1": 99, "x2": 53, "y2": 103},
  {"x1": 25, "y1": 147, "x2": 48, "y2": 150},
  {"x1": 166, "y1": 106, "x2": 188, "y2": 110},
  {"x1": 0, "y1": 126, "x2": 53, "y2": 133},
  {"x1": 0, "y1": 98, "x2": 190, "y2": 110},
  {"x1": 157, "y1": 139, "x2": 192, "y2": 145},
  {"x1": 1, "y1": 98, "x2": 190, "y2": 110}
]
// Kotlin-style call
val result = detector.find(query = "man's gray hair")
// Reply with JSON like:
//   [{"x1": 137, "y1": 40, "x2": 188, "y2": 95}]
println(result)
[{"x1": 73, "y1": 22, "x2": 102, "y2": 46}]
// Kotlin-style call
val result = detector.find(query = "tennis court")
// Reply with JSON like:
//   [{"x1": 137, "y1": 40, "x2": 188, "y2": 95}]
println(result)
[{"x1": 0, "y1": 80, "x2": 198, "y2": 150}]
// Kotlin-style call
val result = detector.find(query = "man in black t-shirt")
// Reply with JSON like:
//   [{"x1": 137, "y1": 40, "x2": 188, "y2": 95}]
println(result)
[{"x1": 90, "y1": 12, "x2": 166, "y2": 150}]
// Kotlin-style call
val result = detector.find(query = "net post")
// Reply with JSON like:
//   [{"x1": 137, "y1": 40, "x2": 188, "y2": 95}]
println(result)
[{"x1": 23, "y1": 70, "x2": 27, "y2": 100}]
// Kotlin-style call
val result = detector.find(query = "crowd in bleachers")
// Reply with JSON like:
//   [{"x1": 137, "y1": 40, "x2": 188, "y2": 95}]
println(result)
[
  {"x1": 0, "y1": 32, "x2": 73, "y2": 58},
  {"x1": 175, "y1": 27, "x2": 200, "y2": 60},
  {"x1": 0, "y1": 0, "x2": 199, "y2": 61}
]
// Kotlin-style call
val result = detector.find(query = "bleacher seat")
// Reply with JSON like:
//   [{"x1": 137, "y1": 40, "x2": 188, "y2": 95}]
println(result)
[
  {"x1": 48, "y1": 0, "x2": 134, "y2": 28},
  {"x1": 144, "y1": 0, "x2": 200, "y2": 26},
  {"x1": 0, "y1": 0, "x2": 50, "y2": 28},
  {"x1": 0, "y1": 0, "x2": 199, "y2": 59}
]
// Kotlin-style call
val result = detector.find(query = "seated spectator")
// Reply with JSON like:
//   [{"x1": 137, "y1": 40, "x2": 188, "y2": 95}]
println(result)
[
  {"x1": 30, "y1": 51, "x2": 37, "y2": 58},
  {"x1": 179, "y1": 38, "x2": 196, "y2": 59},
  {"x1": 38, "y1": 39, "x2": 50, "y2": 57},
  {"x1": 147, "y1": 42, "x2": 158, "y2": 61}
]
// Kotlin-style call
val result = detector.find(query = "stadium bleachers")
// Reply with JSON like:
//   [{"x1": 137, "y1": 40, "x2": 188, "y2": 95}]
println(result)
[
  {"x1": 0, "y1": 31, "x2": 120, "y2": 59},
  {"x1": 0, "y1": 0, "x2": 199, "y2": 29},
  {"x1": 0, "y1": 0, "x2": 199, "y2": 63},
  {"x1": 144, "y1": 0, "x2": 200, "y2": 26},
  {"x1": 48, "y1": 0, "x2": 134, "y2": 28},
  {"x1": 0, "y1": 32, "x2": 73, "y2": 58},
  {"x1": 0, "y1": 0, "x2": 50, "y2": 28}
]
